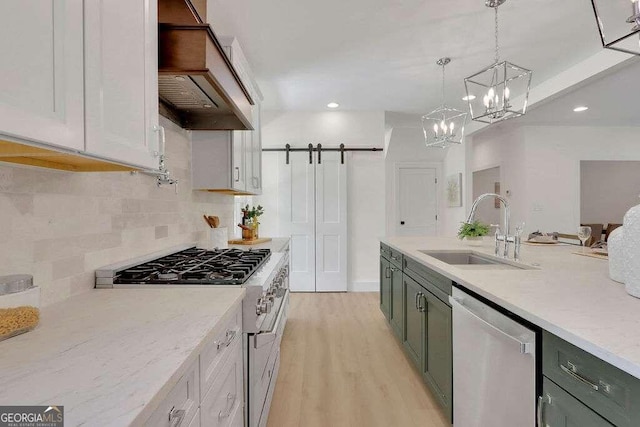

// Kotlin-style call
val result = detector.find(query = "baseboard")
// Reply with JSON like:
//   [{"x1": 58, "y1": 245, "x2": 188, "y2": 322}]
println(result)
[{"x1": 348, "y1": 281, "x2": 379, "y2": 292}]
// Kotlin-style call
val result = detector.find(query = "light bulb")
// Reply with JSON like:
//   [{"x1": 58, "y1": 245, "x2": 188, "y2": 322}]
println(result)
[
  {"x1": 495, "y1": 95, "x2": 499, "y2": 106},
  {"x1": 504, "y1": 87, "x2": 510, "y2": 101},
  {"x1": 488, "y1": 87, "x2": 495, "y2": 99},
  {"x1": 450, "y1": 122, "x2": 455, "y2": 135},
  {"x1": 433, "y1": 124, "x2": 439, "y2": 135},
  {"x1": 483, "y1": 95, "x2": 490, "y2": 108},
  {"x1": 440, "y1": 121, "x2": 447, "y2": 132}
]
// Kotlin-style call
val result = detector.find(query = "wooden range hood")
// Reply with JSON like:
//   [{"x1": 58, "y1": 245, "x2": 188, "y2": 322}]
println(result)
[{"x1": 158, "y1": 0, "x2": 254, "y2": 130}]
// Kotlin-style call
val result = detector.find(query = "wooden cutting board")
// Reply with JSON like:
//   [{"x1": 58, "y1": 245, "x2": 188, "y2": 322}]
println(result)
[
  {"x1": 572, "y1": 251, "x2": 608, "y2": 260},
  {"x1": 228, "y1": 237, "x2": 272, "y2": 245}
]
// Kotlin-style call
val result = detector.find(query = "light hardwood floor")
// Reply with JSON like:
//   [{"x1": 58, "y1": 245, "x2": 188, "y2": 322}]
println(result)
[{"x1": 267, "y1": 292, "x2": 450, "y2": 427}]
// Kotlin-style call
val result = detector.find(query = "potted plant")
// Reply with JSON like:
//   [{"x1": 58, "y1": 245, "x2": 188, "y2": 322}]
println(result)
[
  {"x1": 241, "y1": 204, "x2": 264, "y2": 240},
  {"x1": 458, "y1": 221, "x2": 490, "y2": 246}
]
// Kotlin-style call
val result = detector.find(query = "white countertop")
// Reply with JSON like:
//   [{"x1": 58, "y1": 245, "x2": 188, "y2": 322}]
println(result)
[
  {"x1": 382, "y1": 236, "x2": 640, "y2": 380},
  {"x1": 0, "y1": 288, "x2": 245, "y2": 426}
]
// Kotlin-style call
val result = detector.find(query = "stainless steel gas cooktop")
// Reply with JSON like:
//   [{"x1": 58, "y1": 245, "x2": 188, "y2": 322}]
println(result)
[{"x1": 109, "y1": 247, "x2": 271, "y2": 285}]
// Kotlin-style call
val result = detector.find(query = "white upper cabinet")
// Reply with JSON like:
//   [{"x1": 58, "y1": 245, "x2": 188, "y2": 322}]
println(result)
[
  {"x1": 0, "y1": 0, "x2": 85, "y2": 151},
  {"x1": 246, "y1": 99, "x2": 262, "y2": 194},
  {"x1": 192, "y1": 131, "x2": 247, "y2": 193},
  {"x1": 83, "y1": 0, "x2": 160, "y2": 170}
]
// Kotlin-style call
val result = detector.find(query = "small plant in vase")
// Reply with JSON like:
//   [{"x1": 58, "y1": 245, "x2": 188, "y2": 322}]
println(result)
[
  {"x1": 241, "y1": 204, "x2": 264, "y2": 240},
  {"x1": 458, "y1": 221, "x2": 490, "y2": 246}
]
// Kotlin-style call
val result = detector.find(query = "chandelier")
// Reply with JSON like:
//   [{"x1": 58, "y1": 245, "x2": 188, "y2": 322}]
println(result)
[
  {"x1": 464, "y1": 0, "x2": 532, "y2": 124},
  {"x1": 422, "y1": 58, "x2": 468, "y2": 149},
  {"x1": 591, "y1": 0, "x2": 640, "y2": 55}
]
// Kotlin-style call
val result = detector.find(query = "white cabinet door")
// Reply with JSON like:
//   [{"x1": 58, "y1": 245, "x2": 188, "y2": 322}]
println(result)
[
  {"x1": 0, "y1": 0, "x2": 84, "y2": 151},
  {"x1": 245, "y1": 101, "x2": 262, "y2": 194},
  {"x1": 231, "y1": 130, "x2": 246, "y2": 192},
  {"x1": 84, "y1": 0, "x2": 160, "y2": 169}
]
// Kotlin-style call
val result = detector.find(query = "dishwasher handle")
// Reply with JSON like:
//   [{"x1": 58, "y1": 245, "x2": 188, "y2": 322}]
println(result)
[{"x1": 450, "y1": 296, "x2": 534, "y2": 355}]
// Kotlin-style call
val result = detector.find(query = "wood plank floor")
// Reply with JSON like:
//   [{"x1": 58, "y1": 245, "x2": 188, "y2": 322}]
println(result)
[{"x1": 267, "y1": 292, "x2": 449, "y2": 427}]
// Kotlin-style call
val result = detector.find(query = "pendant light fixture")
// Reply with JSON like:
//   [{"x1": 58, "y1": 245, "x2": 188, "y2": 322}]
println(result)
[
  {"x1": 591, "y1": 0, "x2": 640, "y2": 55},
  {"x1": 422, "y1": 58, "x2": 468, "y2": 149},
  {"x1": 464, "y1": 0, "x2": 532, "y2": 124}
]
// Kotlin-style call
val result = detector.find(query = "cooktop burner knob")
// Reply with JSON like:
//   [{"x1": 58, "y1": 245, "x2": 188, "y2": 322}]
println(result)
[{"x1": 256, "y1": 298, "x2": 270, "y2": 315}]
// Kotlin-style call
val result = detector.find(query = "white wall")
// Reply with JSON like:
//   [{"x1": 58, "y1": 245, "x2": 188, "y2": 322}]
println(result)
[
  {"x1": 581, "y1": 161, "x2": 640, "y2": 225},
  {"x1": 384, "y1": 124, "x2": 446, "y2": 236},
  {"x1": 472, "y1": 166, "x2": 501, "y2": 226},
  {"x1": 256, "y1": 110, "x2": 386, "y2": 291},
  {"x1": 441, "y1": 125, "x2": 640, "y2": 238}
]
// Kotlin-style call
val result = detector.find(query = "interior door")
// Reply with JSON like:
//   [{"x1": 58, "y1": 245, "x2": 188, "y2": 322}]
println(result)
[
  {"x1": 315, "y1": 152, "x2": 348, "y2": 292},
  {"x1": 397, "y1": 167, "x2": 438, "y2": 236},
  {"x1": 270, "y1": 150, "x2": 348, "y2": 292},
  {"x1": 277, "y1": 152, "x2": 316, "y2": 292}
]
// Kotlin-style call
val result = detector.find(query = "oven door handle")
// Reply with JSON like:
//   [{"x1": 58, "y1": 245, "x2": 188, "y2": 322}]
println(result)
[{"x1": 254, "y1": 290, "x2": 289, "y2": 349}]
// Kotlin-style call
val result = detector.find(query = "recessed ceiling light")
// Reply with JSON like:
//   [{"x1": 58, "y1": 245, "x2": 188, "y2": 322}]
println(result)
[
  {"x1": 462, "y1": 95, "x2": 476, "y2": 101},
  {"x1": 573, "y1": 106, "x2": 589, "y2": 112},
  {"x1": 327, "y1": 102, "x2": 339, "y2": 109}
]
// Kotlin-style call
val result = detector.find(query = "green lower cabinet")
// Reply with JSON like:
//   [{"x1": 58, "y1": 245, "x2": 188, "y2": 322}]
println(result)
[
  {"x1": 379, "y1": 256, "x2": 391, "y2": 321},
  {"x1": 542, "y1": 377, "x2": 613, "y2": 427},
  {"x1": 422, "y1": 291, "x2": 452, "y2": 422},
  {"x1": 390, "y1": 265, "x2": 403, "y2": 340},
  {"x1": 402, "y1": 274, "x2": 453, "y2": 422},
  {"x1": 403, "y1": 275, "x2": 423, "y2": 367}
]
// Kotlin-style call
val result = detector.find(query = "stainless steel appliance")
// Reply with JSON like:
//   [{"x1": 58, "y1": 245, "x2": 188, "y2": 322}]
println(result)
[
  {"x1": 95, "y1": 243, "x2": 290, "y2": 427},
  {"x1": 450, "y1": 287, "x2": 537, "y2": 427}
]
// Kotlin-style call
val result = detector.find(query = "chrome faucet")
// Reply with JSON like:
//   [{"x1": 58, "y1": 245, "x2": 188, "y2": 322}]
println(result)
[{"x1": 466, "y1": 193, "x2": 521, "y2": 260}]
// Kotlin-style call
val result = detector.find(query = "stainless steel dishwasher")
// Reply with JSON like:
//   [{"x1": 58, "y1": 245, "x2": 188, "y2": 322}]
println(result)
[{"x1": 450, "y1": 287, "x2": 537, "y2": 427}]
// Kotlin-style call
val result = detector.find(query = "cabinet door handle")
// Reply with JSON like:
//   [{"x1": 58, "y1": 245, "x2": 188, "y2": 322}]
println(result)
[
  {"x1": 391, "y1": 255, "x2": 399, "y2": 262},
  {"x1": 218, "y1": 392, "x2": 237, "y2": 420},
  {"x1": 235, "y1": 167, "x2": 240, "y2": 182},
  {"x1": 169, "y1": 407, "x2": 186, "y2": 427},
  {"x1": 415, "y1": 292, "x2": 421, "y2": 310},
  {"x1": 419, "y1": 293, "x2": 426, "y2": 313},
  {"x1": 560, "y1": 362, "x2": 599, "y2": 391},
  {"x1": 537, "y1": 394, "x2": 551, "y2": 427},
  {"x1": 384, "y1": 267, "x2": 391, "y2": 278},
  {"x1": 216, "y1": 329, "x2": 237, "y2": 350}
]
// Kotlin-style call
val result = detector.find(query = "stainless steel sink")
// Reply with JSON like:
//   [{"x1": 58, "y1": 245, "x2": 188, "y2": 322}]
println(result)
[{"x1": 419, "y1": 250, "x2": 536, "y2": 270}]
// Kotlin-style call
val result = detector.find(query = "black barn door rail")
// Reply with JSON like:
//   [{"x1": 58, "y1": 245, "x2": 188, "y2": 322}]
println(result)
[{"x1": 263, "y1": 144, "x2": 383, "y2": 164}]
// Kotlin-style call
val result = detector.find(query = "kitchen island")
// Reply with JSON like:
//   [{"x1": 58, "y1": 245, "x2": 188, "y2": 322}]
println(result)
[
  {"x1": 382, "y1": 236, "x2": 640, "y2": 379},
  {"x1": 0, "y1": 287, "x2": 245, "y2": 426}
]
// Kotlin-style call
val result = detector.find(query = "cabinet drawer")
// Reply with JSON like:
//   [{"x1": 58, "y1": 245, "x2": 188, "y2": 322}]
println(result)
[
  {"x1": 201, "y1": 339, "x2": 244, "y2": 427},
  {"x1": 543, "y1": 331, "x2": 640, "y2": 427},
  {"x1": 380, "y1": 243, "x2": 391, "y2": 260},
  {"x1": 200, "y1": 304, "x2": 242, "y2": 397},
  {"x1": 144, "y1": 359, "x2": 200, "y2": 427},
  {"x1": 404, "y1": 257, "x2": 453, "y2": 306},
  {"x1": 404, "y1": 257, "x2": 452, "y2": 300},
  {"x1": 389, "y1": 250, "x2": 403, "y2": 268}
]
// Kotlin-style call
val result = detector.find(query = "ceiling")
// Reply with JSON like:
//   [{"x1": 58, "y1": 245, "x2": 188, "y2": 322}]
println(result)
[
  {"x1": 208, "y1": 0, "x2": 604, "y2": 113},
  {"x1": 511, "y1": 58, "x2": 640, "y2": 127}
]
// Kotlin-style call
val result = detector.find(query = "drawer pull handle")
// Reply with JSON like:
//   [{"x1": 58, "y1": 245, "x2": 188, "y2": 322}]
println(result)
[
  {"x1": 218, "y1": 393, "x2": 237, "y2": 420},
  {"x1": 391, "y1": 256, "x2": 399, "y2": 262},
  {"x1": 216, "y1": 330, "x2": 237, "y2": 350},
  {"x1": 168, "y1": 407, "x2": 186, "y2": 427},
  {"x1": 560, "y1": 362, "x2": 599, "y2": 391},
  {"x1": 599, "y1": 380, "x2": 612, "y2": 394}
]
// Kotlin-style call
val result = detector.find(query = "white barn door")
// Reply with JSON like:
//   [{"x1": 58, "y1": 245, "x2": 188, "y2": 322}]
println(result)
[
  {"x1": 278, "y1": 152, "x2": 316, "y2": 292},
  {"x1": 271, "y1": 150, "x2": 347, "y2": 292},
  {"x1": 315, "y1": 152, "x2": 347, "y2": 292}
]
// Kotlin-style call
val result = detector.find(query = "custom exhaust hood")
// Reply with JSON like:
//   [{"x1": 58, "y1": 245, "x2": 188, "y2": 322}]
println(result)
[{"x1": 158, "y1": 0, "x2": 254, "y2": 130}]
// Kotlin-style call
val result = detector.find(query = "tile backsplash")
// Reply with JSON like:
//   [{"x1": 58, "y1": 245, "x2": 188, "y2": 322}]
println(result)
[{"x1": 0, "y1": 119, "x2": 235, "y2": 306}]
